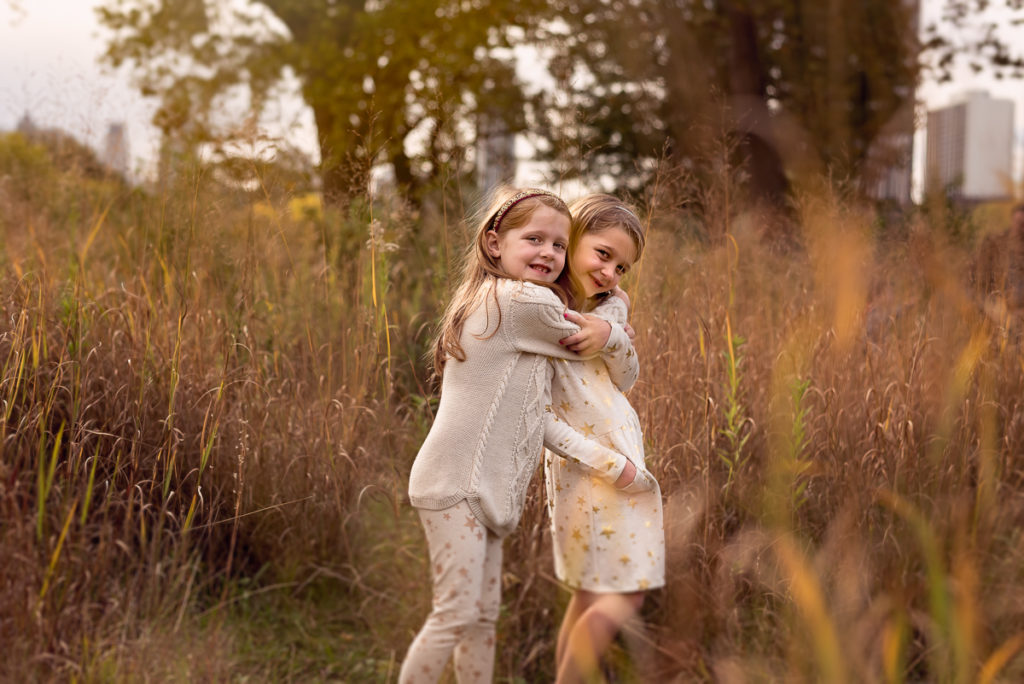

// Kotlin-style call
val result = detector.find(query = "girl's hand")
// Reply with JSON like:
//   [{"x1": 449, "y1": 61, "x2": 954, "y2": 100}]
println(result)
[
  {"x1": 613, "y1": 459, "x2": 637, "y2": 488},
  {"x1": 623, "y1": 323, "x2": 636, "y2": 340},
  {"x1": 559, "y1": 311, "x2": 611, "y2": 355}
]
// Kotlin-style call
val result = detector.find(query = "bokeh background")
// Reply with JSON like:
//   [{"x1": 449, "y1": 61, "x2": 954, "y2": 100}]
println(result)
[{"x1": 2, "y1": 1, "x2": 1024, "y2": 681}]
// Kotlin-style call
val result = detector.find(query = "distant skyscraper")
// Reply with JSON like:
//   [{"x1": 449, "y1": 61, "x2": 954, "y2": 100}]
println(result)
[
  {"x1": 476, "y1": 110, "x2": 516, "y2": 191},
  {"x1": 15, "y1": 112, "x2": 37, "y2": 135},
  {"x1": 865, "y1": 0, "x2": 919, "y2": 205},
  {"x1": 102, "y1": 122, "x2": 129, "y2": 178},
  {"x1": 925, "y1": 90, "x2": 1014, "y2": 202},
  {"x1": 865, "y1": 102, "x2": 915, "y2": 205}
]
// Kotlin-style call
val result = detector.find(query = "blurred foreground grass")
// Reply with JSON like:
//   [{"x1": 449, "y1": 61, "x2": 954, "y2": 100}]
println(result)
[{"x1": 1, "y1": 130, "x2": 1023, "y2": 682}]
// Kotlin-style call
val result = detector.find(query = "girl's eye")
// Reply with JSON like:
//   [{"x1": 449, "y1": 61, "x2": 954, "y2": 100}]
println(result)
[
  {"x1": 554, "y1": 242, "x2": 567, "y2": 251},
  {"x1": 616, "y1": 264, "x2": 627, "y2": 274},
  {"x1": 597, "y1": 249, "x2": 609, "y2": 258}
]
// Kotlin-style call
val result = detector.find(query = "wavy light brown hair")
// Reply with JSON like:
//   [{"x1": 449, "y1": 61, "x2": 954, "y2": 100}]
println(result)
[
  {"x1": 432, "y1": 186, "x2": 571, "y2": 376},
  {"x1": 560, "y1": 194, "x2": 646, "y2": 311}
]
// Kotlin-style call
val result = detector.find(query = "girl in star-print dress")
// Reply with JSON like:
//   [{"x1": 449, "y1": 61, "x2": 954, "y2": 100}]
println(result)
[{"x1": 543, "y1": 194, "x2": 665, "y2": 683}]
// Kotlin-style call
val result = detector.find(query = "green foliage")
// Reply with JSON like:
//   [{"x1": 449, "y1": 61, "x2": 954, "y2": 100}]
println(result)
[
  {"x1": 97, "y1": 0, "x2": 547, "y2": 204},
  {"x1": 0, "y1": 132, "x2": 56, "y2": 205},
  {"x1": 717, "y1": 328, "x2": 750, "y2": 493},
  {"x1": 540, "y1": 0, "x2": 921, "y2": 202},
  {"x1": 922, "y1": 1, "x2": 1024, "y2": 82}
]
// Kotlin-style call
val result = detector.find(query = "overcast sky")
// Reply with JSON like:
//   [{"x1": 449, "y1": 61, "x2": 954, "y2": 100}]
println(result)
[{"x1": 1, "y1": 0, "x2": 1022, "y2": 191}]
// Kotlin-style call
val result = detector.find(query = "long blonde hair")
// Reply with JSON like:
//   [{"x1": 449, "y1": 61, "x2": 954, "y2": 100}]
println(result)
[
  {"x1": 561, "y1": 194, "x2": 646, "y2": 311},
  {"x1": 433, "y1": 186, "x2": 571, "y2": 376}
]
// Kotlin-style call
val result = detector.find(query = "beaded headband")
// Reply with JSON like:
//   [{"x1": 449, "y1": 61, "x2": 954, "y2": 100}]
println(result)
[{"x1": 489, "y1": 188, "x2": 562, "y2": 233}]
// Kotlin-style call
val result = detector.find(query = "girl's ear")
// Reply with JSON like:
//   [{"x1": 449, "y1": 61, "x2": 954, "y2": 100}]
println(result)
[{"x1": 485, "y1": 230, "x2": 501, "y2": 258}]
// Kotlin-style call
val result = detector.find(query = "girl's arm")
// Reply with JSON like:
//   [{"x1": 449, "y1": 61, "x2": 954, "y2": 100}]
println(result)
[
  {"x1": 566, "y1": 297, "x2": 640, "y2": 393},
  {"x1": 505, "y1": 283, "x2": 609, "y2": 361},
  {"x1": 544, "y1": 412, "x2": 653, "y2": 491}
]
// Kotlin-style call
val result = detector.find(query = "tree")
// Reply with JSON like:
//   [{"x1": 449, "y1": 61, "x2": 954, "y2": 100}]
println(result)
[
  {"x1": 98, "y1": 0, "x2": 547, "y2": 205},
  {"x1": 536, "y1": 0, "x2": 922, "y2": 208}
]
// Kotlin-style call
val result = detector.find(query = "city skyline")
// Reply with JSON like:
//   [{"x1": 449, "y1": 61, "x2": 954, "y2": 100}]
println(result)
[{"x1": 2, "y1": 0, "x2": 1023, "y2": 197}]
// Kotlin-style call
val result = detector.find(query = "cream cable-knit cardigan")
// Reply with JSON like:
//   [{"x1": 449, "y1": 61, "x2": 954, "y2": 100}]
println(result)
[{"x1": 409, "y1": 279, "x2": 643, "y2": 538}]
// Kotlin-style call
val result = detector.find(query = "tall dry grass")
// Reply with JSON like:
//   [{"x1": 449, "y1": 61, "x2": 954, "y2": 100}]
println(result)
[{"x1": 2, "y1": 128, "x2": 1024, "y2": 681}]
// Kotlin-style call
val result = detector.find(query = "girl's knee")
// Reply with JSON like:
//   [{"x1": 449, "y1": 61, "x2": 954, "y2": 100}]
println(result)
[{"x1": 625, "y1": 590, "x2": 645, "y2": 612}]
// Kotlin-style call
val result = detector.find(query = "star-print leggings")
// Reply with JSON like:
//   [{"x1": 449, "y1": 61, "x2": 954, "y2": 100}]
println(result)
[{"x1": 399, "y1": 500, "x2": 502, "y2": 684}]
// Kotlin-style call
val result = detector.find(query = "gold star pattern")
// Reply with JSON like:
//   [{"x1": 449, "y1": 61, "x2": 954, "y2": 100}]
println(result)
[
  {"x1": 464, "y1": 515, "x2": 479, "y2": 531},
  {"x1": 543, "y1": 344, "x2": 665, "y2": 597}
]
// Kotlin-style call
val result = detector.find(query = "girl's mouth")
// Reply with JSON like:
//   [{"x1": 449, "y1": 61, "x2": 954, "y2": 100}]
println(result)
[{"x1": 530, "y1": 264, "x2": 551, "y2": 274}]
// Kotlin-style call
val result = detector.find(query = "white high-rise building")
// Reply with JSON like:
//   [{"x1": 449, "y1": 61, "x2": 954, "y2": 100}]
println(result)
[
  {"x1": 476, "y1": 110, "x2": 516, "y2": 192},
  {"x1": 102, "y1": 122, "x2": 129, "y2": 178},
  {"x1": 925, "y1": 90, "x2": 1014, "y2": 202}
]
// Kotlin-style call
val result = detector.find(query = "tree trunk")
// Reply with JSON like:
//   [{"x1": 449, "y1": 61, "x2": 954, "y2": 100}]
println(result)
[{"x1": 725, "y1": 3, "x2": 790, "y2": 210}]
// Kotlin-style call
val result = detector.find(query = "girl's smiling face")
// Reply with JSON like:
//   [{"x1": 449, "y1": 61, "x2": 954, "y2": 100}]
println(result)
[
  {"x1": 572, "y1": 226, "x2": 637, "y2": 298},
  {"x1": 485, "y1": 205, "x2": 570, "y2": 283}
]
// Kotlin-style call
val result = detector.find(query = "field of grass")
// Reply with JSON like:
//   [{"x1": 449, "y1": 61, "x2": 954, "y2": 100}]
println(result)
[{"x1": 2, "y1": 130, "x2": 1023, "y2": 682}]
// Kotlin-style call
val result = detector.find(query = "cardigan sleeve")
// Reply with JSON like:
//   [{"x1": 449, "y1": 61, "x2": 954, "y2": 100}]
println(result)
[
  {"x1": 589, "y1": 296, "x2": 640, "y2": 393},
  {"x1": 504, "y1": 282, "x2": 597, "y2": 361}
]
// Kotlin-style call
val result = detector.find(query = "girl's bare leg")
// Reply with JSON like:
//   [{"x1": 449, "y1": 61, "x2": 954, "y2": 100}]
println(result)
[
  {"x1": 556, "y1": 590, "x2": 645, "y2": 684},
  {"x1": 555, "y1": 591, "x2": 595, "y2": 669}
]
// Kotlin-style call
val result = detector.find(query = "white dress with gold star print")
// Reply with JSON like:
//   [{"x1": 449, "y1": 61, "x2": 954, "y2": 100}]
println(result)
[{"x1": 543, "y1": 297, "x2": 665, "y2": 593}]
